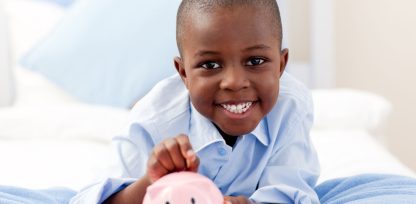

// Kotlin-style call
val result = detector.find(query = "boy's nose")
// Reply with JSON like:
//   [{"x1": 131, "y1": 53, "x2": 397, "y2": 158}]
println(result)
[{"x1": 219, "y1": 66, "x2": 250, "y2": 91}]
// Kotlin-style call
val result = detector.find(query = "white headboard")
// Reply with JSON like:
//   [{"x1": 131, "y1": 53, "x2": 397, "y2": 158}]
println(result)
[
  {"x1": 279, "y1": 0, "x2": 336, "y2": 89},
  {"x1": 0, "y1": 0, "x2": 14, "y2": 107},
  {"x1": 310, "y1": 0, "x2": 335, "y2": 88}
]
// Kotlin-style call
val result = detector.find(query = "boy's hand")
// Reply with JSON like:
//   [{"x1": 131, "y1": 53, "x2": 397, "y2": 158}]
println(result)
[
  {"x1": 224, "y1": 196, "x2": 254, "y2": 204},
  {"x1": 146, "y1": 134, "x2": 199, "y2": 183}
]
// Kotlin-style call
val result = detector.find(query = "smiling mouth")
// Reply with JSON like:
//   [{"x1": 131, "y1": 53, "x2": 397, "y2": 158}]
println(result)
[{"x1": 220, "y1": 102, "x2": 253, "y2": 114}]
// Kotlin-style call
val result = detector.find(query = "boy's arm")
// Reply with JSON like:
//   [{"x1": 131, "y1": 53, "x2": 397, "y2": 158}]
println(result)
[
  {"x1": 224, "y1": 196, "x2": 254, "y2": 204},
  {"x1": 104, "y1": 175, "x2": 151, "y2": 204}
]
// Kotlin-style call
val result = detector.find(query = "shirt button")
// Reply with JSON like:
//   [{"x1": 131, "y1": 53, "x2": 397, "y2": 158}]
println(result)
[{"x1": 218, "y1": 148, "x2": 227, "y2": 156}]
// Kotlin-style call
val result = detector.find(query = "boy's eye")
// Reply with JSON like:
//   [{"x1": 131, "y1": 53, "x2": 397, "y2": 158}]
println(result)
[
  {"x1": 246, "y1": 58, "x2": 265, "y2": 66},
  {"x1": 201, "y1": 61, "x2": 221, "y2": 69}
]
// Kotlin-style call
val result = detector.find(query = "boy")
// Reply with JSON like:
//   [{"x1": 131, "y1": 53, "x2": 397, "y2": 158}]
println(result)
[{"x1": 71, "y1": 0, "x2": 320, "y2": 203}]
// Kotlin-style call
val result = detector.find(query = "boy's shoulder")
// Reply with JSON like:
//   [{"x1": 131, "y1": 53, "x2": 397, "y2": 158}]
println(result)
[
  {"x1": 129, "y1": 74, "x2": 190, "y2": 123},
  {"x1": 279, "y1": 72, "x2": 311, "y2": 101},
  {"x1": 264, "y1": 72, "x2": 313, "y2": 144},
  {"x1": 270, "y1": 72, "x2": 313, "y2": 121}
]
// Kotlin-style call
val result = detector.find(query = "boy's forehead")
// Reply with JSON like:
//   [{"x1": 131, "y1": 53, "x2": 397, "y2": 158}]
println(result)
[
  {"x1": 186, "y1": 3, "x2": 264, "y2": 22},
  {"x1": 183, "y1": 7, "x2": 278, "y2": 40},
  {"x1": 176, "y1": 0, "x2": 282, "y2": 55},
  {"x1": 187, "y1": 6, "x2": 265, "y2": 29}
]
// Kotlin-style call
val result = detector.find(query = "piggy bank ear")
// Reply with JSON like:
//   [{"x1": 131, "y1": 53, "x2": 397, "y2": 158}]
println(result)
[{"x1": 143, "y1": 185, "x2": 170, "y2": 204}]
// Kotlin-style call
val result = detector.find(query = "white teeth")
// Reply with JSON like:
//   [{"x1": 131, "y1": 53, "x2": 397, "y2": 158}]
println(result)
[
  {"x1": 221, "y1": 102, "x2": 253, "y2": 114},
  {"x1": 237, "y1": 104, "x2": 242, "y2": 110}
]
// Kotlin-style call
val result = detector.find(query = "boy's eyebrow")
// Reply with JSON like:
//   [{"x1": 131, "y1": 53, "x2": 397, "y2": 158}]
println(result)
[
  {"x1": 194, "y1": 50, "x2": 221, "y2": 58},
  {"x1": 243, "y1": 44, "x2": 272, "y2": 52},
  {"x1": 194, "y1": 44, "x2": 271, "y2": 58}
]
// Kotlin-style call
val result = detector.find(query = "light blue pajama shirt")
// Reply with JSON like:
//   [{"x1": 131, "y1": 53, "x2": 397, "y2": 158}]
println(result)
[{"x1": 70, "y1": 72, "x2": 320, "y2": 204}]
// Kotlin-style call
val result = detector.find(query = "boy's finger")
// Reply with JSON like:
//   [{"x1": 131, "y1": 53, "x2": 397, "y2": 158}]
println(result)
[
  {"x1": 164, "y1": 138, "x2": 187, "y2": 170},
  {"x1": 223, "y1": 197, "x2": 233, "y2": 204},
  {"x1": 146, "y1": 156, "x2": 169, "y2": 183},
  {"x1": 175, "y1": 134, "x2": 194, "y2": 157},
  {"x1": 153, "y1": 143, "x2": 175, "y2": 171},
  {"x1": 188, "y1": 154, "x2": 200, "y2": 172},
  {"x1": 175, "y1": 134, "x2": 198, "y2": 169}
]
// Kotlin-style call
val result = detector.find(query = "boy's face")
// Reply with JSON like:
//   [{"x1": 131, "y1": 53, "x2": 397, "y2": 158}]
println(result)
[{"x1": 175, "y1": 6, "x2": 288, "y2": 137}]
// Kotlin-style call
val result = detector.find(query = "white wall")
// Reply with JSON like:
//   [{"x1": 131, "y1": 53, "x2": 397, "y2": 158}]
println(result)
[{"x1": 287, "y1": 0, "x2": 416, "y2": 171}]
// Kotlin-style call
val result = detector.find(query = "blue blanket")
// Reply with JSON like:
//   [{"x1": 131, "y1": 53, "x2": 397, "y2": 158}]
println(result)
[
  {"x1": 0, "y1": 186, "x2": 76, "y2": 204},
  {"x1": 1, "y1": 174, "x2": 416, "y2": 203},
  {"x1": 316, "y1": 174, "x2": 416, "y2": 204}
]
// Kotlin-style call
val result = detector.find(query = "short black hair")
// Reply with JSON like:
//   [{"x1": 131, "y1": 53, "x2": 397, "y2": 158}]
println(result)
[{"x1": 176, "y1": 0, "x2": 283, "y2": 56}]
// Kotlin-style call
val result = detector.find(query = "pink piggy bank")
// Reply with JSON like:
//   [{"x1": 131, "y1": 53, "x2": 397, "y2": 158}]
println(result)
[{"x1": 143, "y1": 171, "x2": 223, "y2": 204}]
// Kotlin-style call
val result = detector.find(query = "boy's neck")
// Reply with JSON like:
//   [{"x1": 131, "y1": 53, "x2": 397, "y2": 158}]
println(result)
[{"x1": 213, "y1": 123, "x2": 238, "y2": 148}]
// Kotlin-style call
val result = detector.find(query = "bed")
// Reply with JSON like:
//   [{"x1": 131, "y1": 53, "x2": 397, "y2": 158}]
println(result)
[{"x1": 0, "y1": 0, "x2": 415, "y2": 201}]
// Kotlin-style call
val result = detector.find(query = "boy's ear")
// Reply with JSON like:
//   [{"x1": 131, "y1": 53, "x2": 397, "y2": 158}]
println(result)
[
  {"x1": 174, "y1": 57, "x2": 189, "y2": 88},
  {"x1": 279, "y1": 48, "x2": 289, "y2": 77}
]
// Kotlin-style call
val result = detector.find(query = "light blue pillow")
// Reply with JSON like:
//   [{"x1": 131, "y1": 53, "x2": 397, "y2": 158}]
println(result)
[
  {"x1": 41, "y1": 0, "x2": 75, "y2": 7},
  {"x1": 21, "y1": 0, "x2": 180, "y2": 108}
]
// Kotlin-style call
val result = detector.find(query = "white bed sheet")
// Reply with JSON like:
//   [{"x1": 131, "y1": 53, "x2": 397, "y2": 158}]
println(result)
[
  {"x1": 311, "y1": 129, "x2": 415, "y2": 184},
  {"x1": 0, "y1": 101, "x2": 129, "y2": 190},
  {"x1": 0, "y1": 139, "x2": 111, "y2": 190}
]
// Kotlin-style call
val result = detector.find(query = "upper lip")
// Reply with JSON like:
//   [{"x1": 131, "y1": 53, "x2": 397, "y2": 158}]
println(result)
[{"x1": 215, "y1": 100, "x2": 256, "y2": 105}]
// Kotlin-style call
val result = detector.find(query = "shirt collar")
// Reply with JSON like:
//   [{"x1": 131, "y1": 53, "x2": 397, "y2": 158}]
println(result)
[
  {"x1": 249, "y1": 117, "x2": 270, "y2": 146},
  {"x1": 189, "y1": 104, "x2": 270, "y2": 151},
  {"x1": 189, "y1": 104, "x2": 224, "y2": 152}
]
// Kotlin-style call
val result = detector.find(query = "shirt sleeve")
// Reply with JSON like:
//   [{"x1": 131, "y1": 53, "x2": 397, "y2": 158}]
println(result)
[
  {"x1": 70, "y1": 122, "x2": 155, "y2": 204},
  {"x1": 250, "y1": 94, "x2": 320, "y2": 204}
]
